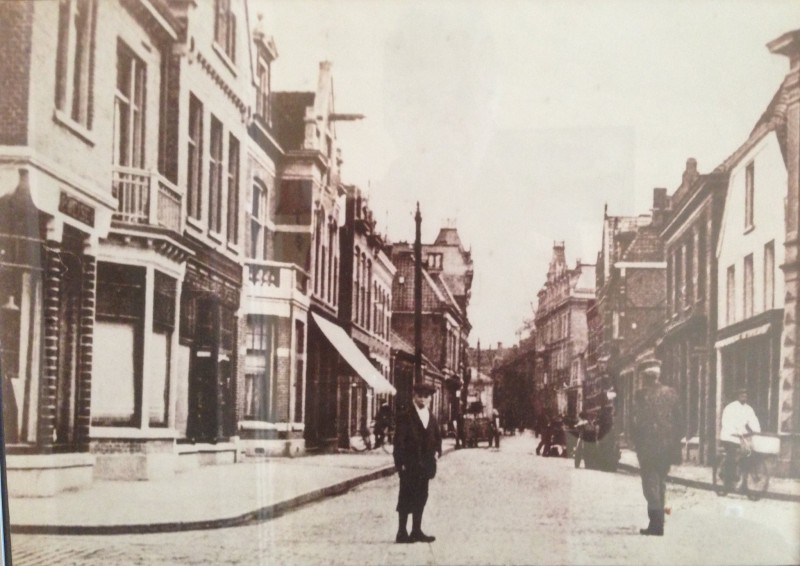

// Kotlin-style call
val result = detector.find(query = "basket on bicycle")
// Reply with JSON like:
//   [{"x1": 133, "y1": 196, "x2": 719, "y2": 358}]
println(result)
[{"x1": 749, "y1": 432, "x2": 780, "y2": 455}]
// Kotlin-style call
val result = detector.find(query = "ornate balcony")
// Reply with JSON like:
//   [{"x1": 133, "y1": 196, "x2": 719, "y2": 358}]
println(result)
[
  {"x1": 244, "y1": 259, "x2": 310, "y2": 310},
  {"x1": 112, "y1": 166, "x2": 184, "y2": 233}
]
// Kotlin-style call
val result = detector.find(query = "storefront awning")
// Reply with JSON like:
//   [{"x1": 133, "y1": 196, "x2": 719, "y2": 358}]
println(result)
[{"x1": 312, "y1": 313, "x2": 396, "y2": 395}]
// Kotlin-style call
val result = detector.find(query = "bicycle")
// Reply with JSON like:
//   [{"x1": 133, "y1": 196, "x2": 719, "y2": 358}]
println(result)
[
  {"x1": 712, "y1": 433, "x2": 778, "y2": 501},
  {"x1": 349, "y1": 420, "x2": 394, "y2": 454}
]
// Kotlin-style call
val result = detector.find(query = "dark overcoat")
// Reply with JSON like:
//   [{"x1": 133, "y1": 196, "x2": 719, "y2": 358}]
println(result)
[
  {"x1": 394, "y1": 406, "x2": 442, "y2": 479},
  {"x1": 632, "y1": 382, "x2": 683, "y2": 465}
]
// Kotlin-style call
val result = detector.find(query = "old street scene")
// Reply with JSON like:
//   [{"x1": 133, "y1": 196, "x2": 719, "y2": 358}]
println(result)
[{"x1": 1, "y1": 1, "x2": 800, "y2": 565}]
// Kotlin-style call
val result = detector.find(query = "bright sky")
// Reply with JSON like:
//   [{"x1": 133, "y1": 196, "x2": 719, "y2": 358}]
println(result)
[{"x1": 254, "y1": 0, "x2": 799, "y2": 347}]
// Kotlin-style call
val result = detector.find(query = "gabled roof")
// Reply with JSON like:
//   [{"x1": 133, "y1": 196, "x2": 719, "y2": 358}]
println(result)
[
  {"x1": 620, "y1": 225, "x2": 664, "y2": 263},
  {"x1": 714, "y1": 81, "x2": 790, "y2": 174}
]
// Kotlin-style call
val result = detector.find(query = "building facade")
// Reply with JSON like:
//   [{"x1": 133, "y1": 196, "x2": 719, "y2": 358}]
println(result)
[
  {"x1": 768, "y1": 29, "x2": 800, "y2": 477},
  {"x1": 714, "y1": 80, "x2": 789, "y2": 471},
  {"x1": 533, "y1": 242, "x2": 595, "y2": 421},
  {"x1": 337, "y1": 185, "x2": 395, "y2": 446},
  {"x1": 658, "y1": 159, "x2": 727, "y2": 465}
]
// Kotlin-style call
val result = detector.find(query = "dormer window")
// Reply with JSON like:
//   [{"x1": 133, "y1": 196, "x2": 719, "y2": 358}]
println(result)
[
  {"x1": 256, "y1": 57, "x2": 271, "y2": 123},
  {"x1": 427, "y1": 253, "x2": 443, "y2": 270},
  {"x1": 214, "y1": 0, "x2": 236, "y2": 64}
]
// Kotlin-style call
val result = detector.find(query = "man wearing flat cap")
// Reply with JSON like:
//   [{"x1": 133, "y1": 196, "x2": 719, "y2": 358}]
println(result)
[
  {"x1": 393, "y1": 382, "x2": 442, "y2": 543},
  {"x1": 631, "y1": 359, "x2": 682, "y2": 536}
]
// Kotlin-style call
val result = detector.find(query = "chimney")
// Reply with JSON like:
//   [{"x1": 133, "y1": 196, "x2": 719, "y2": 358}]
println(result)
[
  {"x1": 682, "y1": 158, "x2": 699, "y2": 189},
  {"x1": 651, "y1": 187, "x2": 669, "y2": 227},
  {"x1": 497, "y1": 342, "x2": 503, "y2": 350}
]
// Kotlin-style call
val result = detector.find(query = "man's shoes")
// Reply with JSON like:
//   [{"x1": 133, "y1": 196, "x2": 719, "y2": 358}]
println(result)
[
  {"x1": 409, "y1": 531, "x2": 436, "y2": 543},
  {"x1": 395, "y1": 531, "x2": 410, "y2": 544},
  {"x1": 639, "y1": 527, "x2": 664, "y2": 536}
]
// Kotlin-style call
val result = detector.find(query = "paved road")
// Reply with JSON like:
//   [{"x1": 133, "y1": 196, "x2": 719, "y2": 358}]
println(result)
[{"x1": 11, "y1": 433, "x2": 800, "y2": 565}]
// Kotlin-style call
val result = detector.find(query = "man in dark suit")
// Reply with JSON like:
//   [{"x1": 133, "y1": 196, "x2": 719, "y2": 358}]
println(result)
[
  {"x1": 632, "y1": 359, "x2": 683, "y2": 536},
  {"x1": 393, "y1": 382, "x2": 442, "y2": 544}
]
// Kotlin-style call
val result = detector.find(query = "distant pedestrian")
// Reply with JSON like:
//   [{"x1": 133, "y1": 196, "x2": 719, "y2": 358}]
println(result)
[
  {"x1": 631, "y1": 359, "x2": 683, "y2": 536},
  {"x1": 535, "y1": 416, "x2": 550, "y2": 455},
  {"x1": 393, "y1": 382, "x2": 442, "y2": 544},
  {"x1": 491, "y1": 408, "x2": 501, "y2": 448},
  {"x1": 374, "y1": 402, "x2": 392, "y2": 448}
]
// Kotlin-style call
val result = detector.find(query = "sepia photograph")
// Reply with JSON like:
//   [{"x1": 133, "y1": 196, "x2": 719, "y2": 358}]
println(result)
[{"x1": 1, "y1": 0, "x2": 799, "y2": 564}]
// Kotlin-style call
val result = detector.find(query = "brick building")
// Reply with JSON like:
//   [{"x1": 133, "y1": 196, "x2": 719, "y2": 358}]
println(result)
[
  {"x1": 390, "y1": 224, "x2": 473, "y2": 426},
  {"x1": 587, "y1": 193, "x2": 668, "y2": 444},
  {"x1": 767, "y1": 29, "x2": 800, "y2": 476},
  {"x1": 658, "y1": 158, "x2": 727, "y2": 465},
  {"x1": 533, "y1": 242, "x2": 595, "y2": 421},
  {"x1": 336, "y1": 185, "x2": 396, "y2": 447}
]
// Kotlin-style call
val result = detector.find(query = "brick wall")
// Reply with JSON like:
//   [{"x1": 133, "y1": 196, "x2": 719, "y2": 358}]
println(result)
[{"x1": 0, "y1": 1, "x2": 33, "y2": 145}]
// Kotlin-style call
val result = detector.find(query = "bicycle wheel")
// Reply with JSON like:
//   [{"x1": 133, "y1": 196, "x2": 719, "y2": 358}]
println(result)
[
  {"x1": 382, "y1": 432, "x2": 394, "y2": 454},
  {"x1": 745, "y1": 457, "x2": 770, "y2": 500}
]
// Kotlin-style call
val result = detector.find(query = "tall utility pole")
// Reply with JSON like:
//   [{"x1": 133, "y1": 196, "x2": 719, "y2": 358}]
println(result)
[{"x1": 414, "y1": 202, "x2": 423, "y2": 385}]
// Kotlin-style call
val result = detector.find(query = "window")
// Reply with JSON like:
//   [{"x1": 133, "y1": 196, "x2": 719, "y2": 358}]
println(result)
[
  {"x1": 93, "y1": 263, "x2": 145, "y2": 426},
  {"x1": 208, "y1": 116, "x2": 223, "y2": 233},
  {"x1": 250, "y1": 181, "x2": 267, "y2": 259},
  {"x1": 764, "y1": 241, "x2": 775, "y2": 310},
  {"x1": 427, "y1": 253, "x2": 443, "y2": 270},
  {"x1": 294, "y1": 320, "x2": 305, "y2": 423},
  {"x1": 214, "y1": 0, "x2": 236, "y2": 63},
  {"x1": 256, "y1": 58, "x2": 271, "y2": 122},
  {"x1": 55, "y1": 0, "x2": 96, "y2": 128},
  {"x1": 745, "y1": 162, "x2": 755, "y2": 230},
  {"x1": 744, "y1": 254, "x2": 754, "y2": 319},
  {"x1": 227, "y1": 135, "x2": 240, "y2": 243},
  {"x1": 726, "y1": 265, "x2": 736, "y2": 325},
  {"x1": 187, "y1": 95, "x2": 203, "y2": 220},
  {"x1": 150, "y1": 272, "x2": 175, "y2": 427},
  {"x1": 113, "y1": 42, "x2": 146, "y2": 168},
  {"x1": 245, "y1": 316, "x2": 275, "y2": 421}
]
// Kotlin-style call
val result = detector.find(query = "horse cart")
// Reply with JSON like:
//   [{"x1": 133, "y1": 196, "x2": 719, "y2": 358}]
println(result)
[{"x1": 464, "y1": 416, "x2": 495, "y2": 448}]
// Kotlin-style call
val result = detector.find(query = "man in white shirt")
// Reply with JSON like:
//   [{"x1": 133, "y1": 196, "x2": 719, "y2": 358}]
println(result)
[{"x1": 719, "y1": 388, "x2": 761, "y2": 491}]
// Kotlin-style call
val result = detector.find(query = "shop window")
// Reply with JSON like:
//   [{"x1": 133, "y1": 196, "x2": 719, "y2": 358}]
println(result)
[
  {"x1": 93, "y1": 263, "x2": 145, "y2": 426},
  {"x1": 149, "y1": 271, "x2": 175, "y2": 427},
  {"x1": 245, "y1": 315, "x2": 274, "y2": 421},
  {"x1": 294, "y1": 320, "x2": 305, "y2": 423}
]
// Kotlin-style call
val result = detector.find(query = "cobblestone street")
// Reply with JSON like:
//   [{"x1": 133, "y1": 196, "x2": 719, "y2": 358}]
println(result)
[{"x1": 11, "y1": 433, "x2": 800, "y2": 565}]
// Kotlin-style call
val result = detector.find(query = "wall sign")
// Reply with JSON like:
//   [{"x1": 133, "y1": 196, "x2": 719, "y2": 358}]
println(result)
[{"x1": 59, "y1": 191, "x2": 95, "y2": 227}]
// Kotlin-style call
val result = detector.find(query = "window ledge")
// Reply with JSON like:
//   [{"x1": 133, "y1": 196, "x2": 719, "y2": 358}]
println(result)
[
  {"x1": 53, "y1": 109, "x2": 96, "y2": 146},
  {"x1": 226, "y1": 240, "x2": 240, "y2": 254},
  {"x1": 208, "y1": 230, "x2": 224, "y2": 244},
  {"x1": 212, "y1": 42, "x2": 238, "y2": 77},
  {"x1": 186, "y1": 216, "x2": 204, "y2": 232},
  {"x1": 744, "y1": 224, "x2": 755, "y2": 235},
  {"x1": 90, "y1": 426, "x2": 178, "y2": 440}
]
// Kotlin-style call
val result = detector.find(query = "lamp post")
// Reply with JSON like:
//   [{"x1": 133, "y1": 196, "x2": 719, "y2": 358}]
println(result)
[{"x1": 414, "y1": 202, "x2": 422, "y2": 385}]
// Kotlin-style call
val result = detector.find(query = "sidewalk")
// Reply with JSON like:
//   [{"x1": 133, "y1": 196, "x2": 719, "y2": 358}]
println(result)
[
  {"x1": 617, "y1": 448, "x2": 800, "y2": 502},
  {"x1": 9, "y1": 440, "x2": 457, "y2": 535}
]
